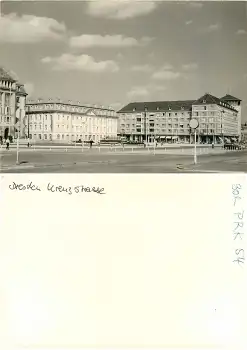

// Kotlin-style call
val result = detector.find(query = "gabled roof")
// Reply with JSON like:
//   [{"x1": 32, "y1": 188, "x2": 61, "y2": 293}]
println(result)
[
  {"x1": 0, "y1": 67, "x2": 17, "y2": 82},
  {"x1": 221, "y1": 94, "x2": 242, "y2": 102},
  {"x1": 193, "y1": 93, "x2": 238, "y2": 112},
  {"x1": 118, "y1": 100, "x2": 194, "y2": 113}
]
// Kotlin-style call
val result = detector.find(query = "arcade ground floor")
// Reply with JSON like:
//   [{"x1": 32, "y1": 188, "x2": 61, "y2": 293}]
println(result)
[{"x1": 121, "y1": 133, "x2": 240, "y2": 144}]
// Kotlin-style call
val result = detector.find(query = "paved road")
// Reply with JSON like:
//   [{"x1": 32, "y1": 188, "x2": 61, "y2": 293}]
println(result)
[{"x1": 0, "y1": 148, "x2": 246, "y2": 173}]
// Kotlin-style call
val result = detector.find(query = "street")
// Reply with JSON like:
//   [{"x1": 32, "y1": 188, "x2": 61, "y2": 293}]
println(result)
[{"x1": 0, "y1": 147, "x2": 246, "y2": 173}]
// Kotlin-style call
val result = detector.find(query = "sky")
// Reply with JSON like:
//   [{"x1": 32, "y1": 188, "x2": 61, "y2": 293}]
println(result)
[{"x1": 0, "y1": 1, "x2": 247, "y2": 119}]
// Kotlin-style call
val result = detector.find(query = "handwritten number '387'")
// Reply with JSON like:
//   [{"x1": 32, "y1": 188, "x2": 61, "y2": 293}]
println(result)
[{"x1": 232, "y1": 184, "x2": 241, "y2": 205}]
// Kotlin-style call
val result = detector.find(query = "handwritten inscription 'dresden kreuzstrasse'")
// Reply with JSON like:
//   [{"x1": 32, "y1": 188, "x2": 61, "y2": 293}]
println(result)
[{"x1": 8, "y1": 181, "x2": 105, "y2": 195}]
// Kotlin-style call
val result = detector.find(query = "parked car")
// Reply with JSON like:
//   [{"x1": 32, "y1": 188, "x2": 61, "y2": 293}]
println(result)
[{"x1": 224, "y1": 143, "x2": 244, "y2": 150}]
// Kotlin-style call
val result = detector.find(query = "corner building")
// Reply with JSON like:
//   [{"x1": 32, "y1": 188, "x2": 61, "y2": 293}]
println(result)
[
  {"x1": 26, "y1": 99, "x2": 118, "y2": 142},
  {"x1": 118, "y1": 93, "x2": 241, "y2": 144},
  {"x1": 0, "y1": 67, "x2": 27, "y2": 140}
]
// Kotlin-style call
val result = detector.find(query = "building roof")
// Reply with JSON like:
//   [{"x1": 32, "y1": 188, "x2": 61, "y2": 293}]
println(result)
[
  {"x1": 0, "y1": 67, "x2": 17, "y2": 82},
  {"x1": 221, "y1": 94, "x2": 242, "y2": 102},
  {"x1": 192, "y1": 93, "x2": 238, "y2": 112},
  {"x1": 118, "y1": 100, "x2": 195, "y2": 113},
  {"x1": 26, "y1": 98, "x2": 115, "y2": 111},
  {"x1": 16, "y1": 84, "x2": 28, "y2": 96}
]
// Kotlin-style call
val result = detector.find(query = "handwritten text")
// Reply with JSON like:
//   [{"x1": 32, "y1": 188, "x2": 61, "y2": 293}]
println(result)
[
  {"x1": 8, "y1": 181, "x2": 105, "y2": 195},
  {"x1": 232, "y1": 184, "x2": 245, "y2": 267}
]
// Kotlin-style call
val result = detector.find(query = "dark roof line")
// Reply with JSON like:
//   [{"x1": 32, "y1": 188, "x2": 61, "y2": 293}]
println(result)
[
  {"x1": 221, "y1": 94, "x2": 242, "y2": 102},
  {"x1": 118, "y1": 93, "x2": 239, "y2": 113},
  {"x1": 26, "y1": 100, "x2": 114, "y2": 111},
  {"x1": 0, "y1": 67, "x2": 17, "y2": 82}
]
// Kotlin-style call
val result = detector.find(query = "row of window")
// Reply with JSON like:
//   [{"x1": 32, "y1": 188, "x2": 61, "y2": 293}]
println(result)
[
  {"x1": 120, "y1": 119, "x2": 237, "y2": 128},
  {"x1": 121, "y1": 130, "x2": 237, "y2": 135},
  {"x1": 121, "y1": 112, "x2": 190, "y2": 118},
  {"x1": 28, "y1": 114, "x2": 116, "y2": 122},
  {"x1": 29, "y1": 133, "x2": 115, "y2": 140},
  {"x1": 28, "y1": 124, "x2": 114, "y2": 132}
]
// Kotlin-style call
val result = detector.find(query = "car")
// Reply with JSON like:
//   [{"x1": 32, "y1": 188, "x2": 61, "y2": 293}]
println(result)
[{"x1": 224, "y1": 143, "x2": 243, "y2": 150}]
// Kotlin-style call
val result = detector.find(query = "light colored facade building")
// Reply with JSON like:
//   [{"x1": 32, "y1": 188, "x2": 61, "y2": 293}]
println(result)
[
  {"x1": 25, "y1": 99, "x2": 118, "y2": 143},
  {"x1": 0, "y1": 67, "x2": 27, "y2": 141},
  {"x1": 117, "y1": 93, "x2": 241, "y2": 143}
]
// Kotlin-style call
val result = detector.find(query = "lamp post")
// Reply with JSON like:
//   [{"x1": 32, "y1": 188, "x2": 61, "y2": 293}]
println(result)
[
  {"x1": 189, "y1": 118, "x2": 199, "y2": 164},
  {"x1": 81, "y1": 121, "x2": 87, "y2": 151},
  {"x1": 221, "y1": 110, "x2": 225, "y2": 149}
]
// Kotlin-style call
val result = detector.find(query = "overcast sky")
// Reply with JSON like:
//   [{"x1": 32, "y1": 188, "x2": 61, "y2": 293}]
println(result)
[{"x1": 0, "y1": 1, "x2": 247, "y2": 119}]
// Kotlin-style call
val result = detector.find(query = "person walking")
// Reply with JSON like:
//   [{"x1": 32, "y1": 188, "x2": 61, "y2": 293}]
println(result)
[
  {"x1": 27, "y1": 137, "x2": 30, "y2": 148},
  {"x1": 89, "y1": 139, "x2": 93, "y2": 149},
  {"x1": 6, "y1": 137, "x2": 10, "y2": 150}
]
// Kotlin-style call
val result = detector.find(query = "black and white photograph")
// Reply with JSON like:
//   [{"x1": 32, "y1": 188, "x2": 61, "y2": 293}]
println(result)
[
  {"x1": 0, "y1": 0, "x2": 247, "y2": 173},
  {"x1": 1, "y1": 3, "x2": 247, "y2": 350}
]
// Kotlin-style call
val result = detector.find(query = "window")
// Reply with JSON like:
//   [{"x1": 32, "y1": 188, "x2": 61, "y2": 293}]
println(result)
[
  {"x1": 44, "y1": 134, "x2": 47, "y2": 140},
  {"x1": 38, "y1": 134, "x2": 41, "y2": 140},
  {"x1": 149, "y1": 128, "x2": 154, "y2": 133},
  {"x1": 203, "y1": 106, "x2": 206, "y2": 110},
  {"x1": 137, "y1": 118, "x2": 141, "y2": 122},
  {"x1": 57, "y1": 134, "x2": 60, "y2": 139}
]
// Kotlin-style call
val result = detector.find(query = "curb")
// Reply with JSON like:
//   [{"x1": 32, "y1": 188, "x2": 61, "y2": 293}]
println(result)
[{"x1": 0, "y1": 159, "x2": 118, "y2": 171}]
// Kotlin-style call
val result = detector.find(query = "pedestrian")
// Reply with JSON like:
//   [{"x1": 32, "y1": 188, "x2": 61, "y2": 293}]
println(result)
[
  {"x1": 89, "y1": 139, "x2": 93, "y2": 149},
  {"x1": 211, "y1": 142, "x2": 214, "y2": 149},
  {"x1": 6, "y1": 137, "x2": 10, "y2": 150},
  {"x1": 27, "y1": 137, "x2": 30, "y2": 148}
]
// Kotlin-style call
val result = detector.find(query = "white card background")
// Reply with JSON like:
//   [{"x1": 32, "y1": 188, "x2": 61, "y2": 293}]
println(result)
[{"x1": 0, "y1": 174, "x2": 246, "y2": 350}]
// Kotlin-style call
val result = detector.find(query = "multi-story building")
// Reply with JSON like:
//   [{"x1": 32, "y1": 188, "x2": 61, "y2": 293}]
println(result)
[
  {"x1": 25, "y1": 99, "x2": 118, "y2": 143},
  {"x1": 241, "y1": 123, "x2": 247, "y2": 141},
  {"x1": 0, "y1": 67, "x2": 27, "y2": 141},
  {"x1": 118, "y1": 93, "x2": 241, "y2": 144}
]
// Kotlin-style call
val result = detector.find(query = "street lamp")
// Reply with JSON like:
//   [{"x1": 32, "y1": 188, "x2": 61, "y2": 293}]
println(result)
[
  {"x1": 221, "y1": 110, "x2": 225, "y2": 148},
  {"x1": 189, "y1": 118, "x2": 199, "y2": 164}
]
